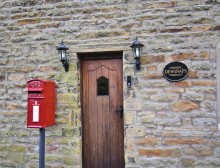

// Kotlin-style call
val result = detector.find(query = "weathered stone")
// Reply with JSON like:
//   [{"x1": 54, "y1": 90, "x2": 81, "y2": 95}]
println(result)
[
  {"x1": 144, "y1": 102, "x2": 169, "y2": 111},
  {"x1": 183, "y1": 145, "x2": 212, "y2": 156},
  {"x1": 8, "y1": 145, "x2": 26, "y2": 153},
  {"x1": 140, "y1": 112, "x2": 156, "y2": 124},
  {"x1": 8, "y1": 73, "x2": 25, "y2": 82},
  {"x1": 141, "y1": 55, "x2": 165, "y2": 64},
  {"x1": 125, "y1": 126, "x2": 145, "y2": 137},
  {"x1": 163, "y1": 138, "x2": 208, "y2": 145},
  {"x1": 160, "y1": 26, "x2": 190, "y2": 33},
  {"x1": 125, "y1": 138, "x2": 133, "y2": 152},
  {"x1": 138, "y1": 148, "x2": 181, "y2": 157},
  {"x1": 192, "y1": 61, "x2": 212, "y2": 70},
  {"x1": 139, "y1": 158, "x2": 178, "y2": 168},
  {"x1": 182, "y1": 93, "x2": 205, "y2": 101},
  {"x1": 135, "y1": 136, "x2": 158, "y2": 146},
  {"x1": 162, "y1": 131, "x2": 180, "y2": 137},
  {"x1": 154, "y1": 118, "x2": 181, "y2": 126},
  {"x1": 62, "y1": 128, "x2": 80, "y2": 137},
  {"x1": 192, "y1": 117, "x2": 217, "y2": 126},
  {"x1": 175, "y1": 81, "x2": 192, "y2": 87},
  {"x1": 17, "y1": 18, "x2": 40, "y2": 25},
  {"x1": 7, "y1": 153, "x2": 24, "y2": 163},
  {"x1": 168, "y1": 52, "x2": 195, "y2": 61},
  {"x1": 171, "y1": 101, "x2": 199, "y2": 112},
  {"x1": 201, "y1": 101, "x2": 216, "y2": 111},
  {"x1": 150, "y1": 93, "x2": 179, "y2": 102},
  {"x1": 125, "y1": 111, "x2": 136, "y2": 125},
  {"x1": 180, "y1": 158, "x2": 195, "y2": 168},
  {"x1": 63, "y1": 156, "x2": 79, "y2": 165},
  {"x1": 124, "y1": 100, "x2": 142, "y2": 111},
  {"x1": 188, "y1": 70, "x2": 198, "y2": 78},
  {"x1": 143, "y1": 72, "x2": 162, "y2": 79},
  {"x1": 191, "y1": 81, "x2": 216, "y2": 86}
]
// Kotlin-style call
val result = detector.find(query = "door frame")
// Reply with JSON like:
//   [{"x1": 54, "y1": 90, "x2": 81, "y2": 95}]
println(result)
[{"x1": 78, "y1": 51, "x2": 124, "y2": 168}]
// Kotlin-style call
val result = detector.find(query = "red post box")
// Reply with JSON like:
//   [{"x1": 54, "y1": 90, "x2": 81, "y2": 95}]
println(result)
[{"x1": 27, "y1": 79, "x2": 56, "y2": 128}]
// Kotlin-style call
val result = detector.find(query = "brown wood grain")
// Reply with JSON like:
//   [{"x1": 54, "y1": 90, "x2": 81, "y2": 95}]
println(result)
[{"x1": 82, "y1": 58, "x2": 124, "y2": 168}]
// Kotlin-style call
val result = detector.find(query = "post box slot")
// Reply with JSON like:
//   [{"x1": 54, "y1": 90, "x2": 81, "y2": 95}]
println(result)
[{"x1": 28, "y1": 91, "x2": 42, "y2": 94}]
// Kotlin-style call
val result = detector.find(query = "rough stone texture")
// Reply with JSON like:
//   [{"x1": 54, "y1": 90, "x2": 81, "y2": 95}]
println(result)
[{"x1": 0, "y1": 0, "x2": 220, "y2": 167}]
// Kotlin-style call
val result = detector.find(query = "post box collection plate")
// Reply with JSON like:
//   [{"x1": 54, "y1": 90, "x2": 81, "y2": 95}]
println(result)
[{"x1": 163, "y1": 62, "x2": 188, "y2": 82}]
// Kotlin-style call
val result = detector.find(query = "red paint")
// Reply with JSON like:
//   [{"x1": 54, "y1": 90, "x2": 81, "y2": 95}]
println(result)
[{"x1": 27, "y1": 79, "x2": 56, "y2": 128}]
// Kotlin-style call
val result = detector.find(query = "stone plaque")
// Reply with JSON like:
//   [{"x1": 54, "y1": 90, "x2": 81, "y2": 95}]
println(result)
[{"x1": 163, "y1": 62, "x2": 188, "y2": 82}]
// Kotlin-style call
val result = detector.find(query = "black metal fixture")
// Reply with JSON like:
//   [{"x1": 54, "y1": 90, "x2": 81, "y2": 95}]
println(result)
[
  {"x1": 57, "y1": 40, "x2": 69, "y2": 72},
  {"x1": 130, "y1": 37, "x2": 144, "y2": 70}
]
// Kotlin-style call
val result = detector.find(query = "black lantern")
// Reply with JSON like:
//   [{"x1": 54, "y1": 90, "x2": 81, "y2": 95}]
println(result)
[
  {"x1": 57, "y1": 40, "x2": 69, "y2": 72},
  {"x1": 130, "y1": 37, "x2": 144, "y2": 70}
]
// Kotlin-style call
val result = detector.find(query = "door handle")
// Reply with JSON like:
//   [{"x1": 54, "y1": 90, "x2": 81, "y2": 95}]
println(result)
[{"x1": 119, "y1": 105, "x2": 123, "y2": 118}]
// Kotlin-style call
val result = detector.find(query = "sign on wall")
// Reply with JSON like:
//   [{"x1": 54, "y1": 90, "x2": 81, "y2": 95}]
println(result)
[{"x1": 163, "y1": 62, "x2": 188, "y2": 82}]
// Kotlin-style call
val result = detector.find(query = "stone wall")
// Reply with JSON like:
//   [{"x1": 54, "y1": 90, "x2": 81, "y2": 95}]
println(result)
[{"x1": 0, "y1": 0, "x2": 220, "y2": 167}]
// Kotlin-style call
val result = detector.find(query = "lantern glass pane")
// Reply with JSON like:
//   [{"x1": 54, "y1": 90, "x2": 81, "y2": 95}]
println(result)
[
  {"x1": 135, "y1": 48, "x2": 140, "y2": 58},
  {"x1": 59, "y1": 50, "x2": 66, "y2": 61},
  {"x1": 58, "y1": 50, "x2": 62, "y2": 61}
]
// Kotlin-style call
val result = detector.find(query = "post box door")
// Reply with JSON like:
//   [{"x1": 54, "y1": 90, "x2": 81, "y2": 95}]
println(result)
[{"x1": 27, "y1": 98, "x2": 44, "y2": 128}]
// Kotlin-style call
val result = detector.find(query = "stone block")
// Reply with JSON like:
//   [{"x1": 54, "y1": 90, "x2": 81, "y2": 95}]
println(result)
[
  {"x1": 175, "y1": 81, "x2": 192, "y2": 87},
  {"x1": 192, "y1": 117, "x2": 217, "y2": 126},
  {"x1": 124, "y1": 100, "x2": 142, "y2": 111},
  {"x1": 188, "y1": 70, "x2": 198, "y2": 78},
  {"x1": 162, "y1": 131, "x2": 180, "y2": 137},
  {"x1": 171, "y1": 101, "x2": 198, "y2": 112},
  {"x1": 46, "y1": 155, "x2": 62, "y2": 162},
  {"x1": 143, "y1": 72, "x2": 162, "y2": 79},
  {"x1": 150, "y1": 93, "x2": 179, "y2": 102},
  {"x1": 141, "y1": 55, "x2": 165, "y2": 64},
  {"x1": 135, "y1": 136, "x2": 158, "y2": 146},
  {"x1": 154, "y1": 117, "x2": 181, "y2": 126},
  {"x1": 139, "y1": 112, "x2": 156, "y2": 124},
  {"x1": 62, "y1": 128, "x2": 80, "y2": 137},
  {"x1": 180, "y1": 157, "x2": 195, "y2": 168},
  {"x1": 63, "y1": 155, "x2": 80, "y2": 166},
  {"x1": 125, "y1": 138, "x2": 133, "y2": 152},
  {"x1": 195, "y1": 158, "x2": 220, "y2": 168},
  {"x1": 192, "y1": 81, "x2": 216, "y2": 86},
  {"x1": 125, "y1": 111, "x2": 136, "y2": 125},
  {"x1": 183, "y1": 145, "x2": 212, "y2": 156},
  {"x1": 182, "y1": 93, "x2": 205, "y2": 101},
  {"x1": 7, "y1": 153, "x2": 24, "y2": 163},
  {"x1": 192, "y1": 61, "x2": 212, "y2": 70},
  {"x1": 144, "y1": 102, "x2": 169, "y2": 111},
  {"x1": 139, "y1": 158, "x2": 178, "y2": 168},
  {"x1": 8, "y1": 73, "x2": 25, "y2": 82},
  {"x1": 201, "y1": 101, "x2": 216, "y2": 111},
  {"x1": 17, "y1": 18, "x2": 40, "y2": 25},
  {"x1": 168, "y1": 52, "x2": 195, "y2": 61},
  {"x1": 138, "y1": 148, "x2": 181, "y2": 157},
  {"x1": 125, "y1": 126, "x2": 145, "y2": 137},
  {"x1": 163, "y1": 138, "x2": 208, "y2": 145}
]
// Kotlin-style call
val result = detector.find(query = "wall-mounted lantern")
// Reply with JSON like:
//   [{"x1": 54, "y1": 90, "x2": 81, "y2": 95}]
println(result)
[
  {"x1": 130, "y1": 37, "x2": 144, "y2": 70},
  {"x1": 57, "y1": 40, "x2": 69, "y2": 72}
]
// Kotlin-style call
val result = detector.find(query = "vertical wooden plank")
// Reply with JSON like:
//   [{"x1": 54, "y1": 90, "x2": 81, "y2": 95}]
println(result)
[
  {"x1": 97, "y1": 66, "x2": 104, "y2": 168},
  {"x1": 82, "y1": 61, "x2": 90, "y2": 168},
  {"x1": 89, "y1": 69, "x2": 98, "y2": 168},
  {"x1": 102, "y1": 66, "x2": 110, "y2": 168},
  {"x1": 117, "y1": 59, "x2": 125, "y2": 168},
  {"x1": 109, "y1": 68, "x2": 119, "y2": 168}
]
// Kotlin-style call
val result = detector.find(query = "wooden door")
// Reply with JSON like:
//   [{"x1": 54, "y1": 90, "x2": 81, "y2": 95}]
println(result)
[{"x1": 81, "y1": 58, "x2": 124, "y2": 168}]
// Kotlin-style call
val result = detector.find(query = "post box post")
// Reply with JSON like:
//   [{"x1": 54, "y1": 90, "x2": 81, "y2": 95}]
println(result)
[{"x1": 39, "y1": 128, "x2": 45, "y2": 168}]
